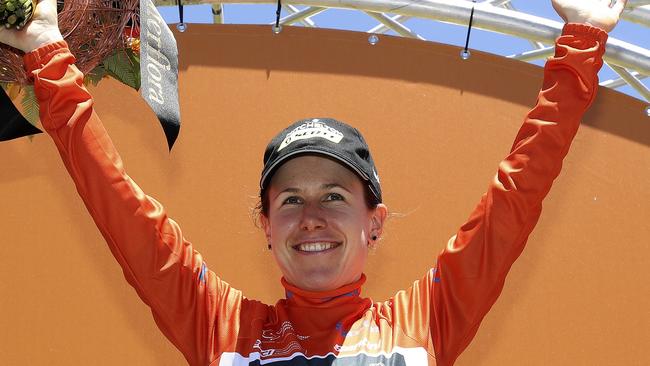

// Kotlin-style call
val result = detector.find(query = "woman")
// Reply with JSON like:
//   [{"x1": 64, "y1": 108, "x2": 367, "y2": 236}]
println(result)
[{"x1": 0, "y1": 0, "x2": 628, "y2": 365}]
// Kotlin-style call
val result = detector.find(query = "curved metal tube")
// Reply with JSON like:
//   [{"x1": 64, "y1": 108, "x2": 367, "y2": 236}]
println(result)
[{"x1": 210, "y1": 0, "x2": 650, "y2": 76}]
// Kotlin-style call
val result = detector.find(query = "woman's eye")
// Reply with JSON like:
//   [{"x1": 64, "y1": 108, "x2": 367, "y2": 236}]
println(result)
[
  {"x1": 282, "y1": 196, "x2": 302, "y2": 205},
  {"x1": 324, "y1": 193, "x2": 344, "y2": 202}
]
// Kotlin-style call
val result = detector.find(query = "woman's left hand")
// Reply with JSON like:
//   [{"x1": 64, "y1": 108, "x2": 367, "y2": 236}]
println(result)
[
  {"x1": 551, "y1": 0, "x2": 628, "y2": 33},
  {"x1": 0, "y1": 0, "x2": 62, "y2": 53}
]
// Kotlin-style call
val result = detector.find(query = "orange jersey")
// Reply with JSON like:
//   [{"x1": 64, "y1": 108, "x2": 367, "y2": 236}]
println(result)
[{"x1": 25, "y1": 23, "x2": 606, "y2": 366}]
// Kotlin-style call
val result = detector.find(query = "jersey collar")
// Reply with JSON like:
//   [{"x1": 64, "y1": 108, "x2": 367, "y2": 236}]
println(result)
[{"x1": 281, "y1": 274, "x2": 366, "y2": 307}]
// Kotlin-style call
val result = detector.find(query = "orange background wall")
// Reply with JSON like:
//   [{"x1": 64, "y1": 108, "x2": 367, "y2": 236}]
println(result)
[{"x1": 1, "y1": 25, "x2": 649, "y2": 365}]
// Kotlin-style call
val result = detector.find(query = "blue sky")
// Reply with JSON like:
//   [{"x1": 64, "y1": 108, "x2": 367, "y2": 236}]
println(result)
[{"x1": 158, "y1": 2, "x2": 649, "y2": 102}]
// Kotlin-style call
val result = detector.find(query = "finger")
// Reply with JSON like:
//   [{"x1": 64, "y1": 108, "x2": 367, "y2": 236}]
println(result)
[{"x1": 611, "y1": 0, "x2": 628, "y2": 13}]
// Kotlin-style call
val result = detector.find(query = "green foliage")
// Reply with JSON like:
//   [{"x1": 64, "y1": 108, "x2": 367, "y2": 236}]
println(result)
[
  {"x1": 0, "y1": 38, "x2": 142, "y2": 147},
  {"x1": 4, "y1": 44, "x2": 141, "y2": 142},
  {"x1": 103, "y1": 48, "x2": 141, "y2": 91},
  {"x1": 0, "y1": 0, "x2": 35, "y2": 30},
  {"x1": 21, "y1": 84, "x2": 39, "y2": 126},
  {"x1": 127, "y1": 48, "x2": 141, "y2": 90},
  {"x1": 84, "y1": 65, "x2": 107, "y2": 86}
]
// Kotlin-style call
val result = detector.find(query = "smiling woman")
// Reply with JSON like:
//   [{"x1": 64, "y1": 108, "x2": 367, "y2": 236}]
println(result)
[
  {"x1": 258, "y1": 118, "x2": 388, "y2": 292},
  {"x1": 0, "y1": 0, "x2": 635, "y2": 365},
  {"x1": 263, "y1": 153, "x2": 387, "y2": 292}
]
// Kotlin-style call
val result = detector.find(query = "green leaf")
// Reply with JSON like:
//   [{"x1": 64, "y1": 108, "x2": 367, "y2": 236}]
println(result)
[
  {"x1": 21, "y1": 85, "x2": 40, "y2": 126},
  {"x1": 103, "y1": 49, "x2": 138, "y2": 90},
  {"x1": 125, "y1": 48, "x2": 141, "y2": 90},
  {"x1": 84, "y1": 65, "x2": 106, "y2": 87}
]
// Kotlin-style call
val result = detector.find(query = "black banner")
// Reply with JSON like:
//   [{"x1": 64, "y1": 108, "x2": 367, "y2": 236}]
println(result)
[
  {"x1": 0, "y1": 86, "x2": 42, "y2": 142},
  {"x1": 139, "y1": 0, "x2": 181, "y2": 150}
]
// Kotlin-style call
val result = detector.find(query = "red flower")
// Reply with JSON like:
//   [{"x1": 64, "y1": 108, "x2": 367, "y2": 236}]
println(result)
[{"x1": 123, "y1": 26, "x2": 140, "y2": 39}]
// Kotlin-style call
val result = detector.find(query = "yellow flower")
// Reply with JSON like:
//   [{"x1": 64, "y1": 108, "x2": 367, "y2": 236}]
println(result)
[{"x1": 128, "y1": 38, "x2": 140, "y2": 54}]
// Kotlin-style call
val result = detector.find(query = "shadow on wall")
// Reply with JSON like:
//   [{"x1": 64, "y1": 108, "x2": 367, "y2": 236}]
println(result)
[{"x1": 174, "y1": 24, "x2": 650, "y2": 148}]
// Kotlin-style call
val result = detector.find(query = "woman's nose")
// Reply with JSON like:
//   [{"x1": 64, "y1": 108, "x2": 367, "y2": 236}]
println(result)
[{"x1": 299, "y1": 202, "x2": 327, "y2": 231}]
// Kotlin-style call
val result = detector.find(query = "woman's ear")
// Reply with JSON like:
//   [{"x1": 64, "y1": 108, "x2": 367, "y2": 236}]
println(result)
[
  {"x1": 370, "y1": 203, "x2": 388, "y2": 240},
  {"x1": 260, "y1": 214, "x2": 272, "y2": 242}
]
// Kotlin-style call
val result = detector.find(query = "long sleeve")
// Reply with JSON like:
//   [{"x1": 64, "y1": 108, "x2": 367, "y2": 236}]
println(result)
[
  {"x1": 389, "y1": 23, "x2": 608, "y2": 366},
  {"x1": 24, "y1": 41, "x2": 241, "y2": 365}
]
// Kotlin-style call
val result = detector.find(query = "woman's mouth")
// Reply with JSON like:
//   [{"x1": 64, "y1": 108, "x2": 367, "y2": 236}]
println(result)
[{"x1": 293, "y1": 242, "x2": 342, "y2": 253}]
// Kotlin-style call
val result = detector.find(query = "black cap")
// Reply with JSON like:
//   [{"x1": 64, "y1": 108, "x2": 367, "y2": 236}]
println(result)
[{"x1": 260, "y1": 118, "x2": 382, "y2": 202}]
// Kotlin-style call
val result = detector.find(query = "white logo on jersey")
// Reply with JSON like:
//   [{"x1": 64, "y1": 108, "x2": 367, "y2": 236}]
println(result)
[{"x1": 278, "y1": 120, "x2": 344, "y2": 151}]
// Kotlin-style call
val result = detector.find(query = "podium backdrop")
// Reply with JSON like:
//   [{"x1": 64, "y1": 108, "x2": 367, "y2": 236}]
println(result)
[{"x1": 1, "y1": 25, "x2": 649, "y2": 365}]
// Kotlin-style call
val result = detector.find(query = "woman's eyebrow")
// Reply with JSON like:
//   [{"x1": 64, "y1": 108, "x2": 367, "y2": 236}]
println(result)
[
  {"x1": 322, "y1": 183, "x2": 352, "y2": 193},
  {"x1": 275, "y1": 184, "x2": 351, "y2": 198},
  {"x1": 280, "y1": 188, "x2": 300, "y2": 193},
  {"x1": 271, "y1": 187, "x2": 300, "y2": 200}
]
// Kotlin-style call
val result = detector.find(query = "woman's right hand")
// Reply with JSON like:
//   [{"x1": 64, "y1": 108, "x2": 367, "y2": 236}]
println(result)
[
  {"x1": 551, "y1": 0, "x2": 627, "y2": 33},
  {"x1": 0, "y1": 0, "x2": 63, "y2": 53}
]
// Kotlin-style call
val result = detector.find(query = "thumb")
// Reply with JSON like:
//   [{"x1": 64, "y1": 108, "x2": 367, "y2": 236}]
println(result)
[{"x1": 611, "y1": 0, "x2": 628, "y2": 16}]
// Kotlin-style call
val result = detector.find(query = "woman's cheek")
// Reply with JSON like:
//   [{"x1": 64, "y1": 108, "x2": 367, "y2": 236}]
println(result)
[{"x1": 274, "y1": 211, "x2": 299, "y2": 231}]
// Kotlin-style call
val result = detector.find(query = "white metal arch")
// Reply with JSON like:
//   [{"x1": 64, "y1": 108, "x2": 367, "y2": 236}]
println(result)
[{"x1": 161, "y1": 0, "x2": 650, "y2": 102}]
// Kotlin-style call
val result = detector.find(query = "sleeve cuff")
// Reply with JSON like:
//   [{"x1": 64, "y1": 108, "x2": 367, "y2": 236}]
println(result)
[
  {"x1": 23, "y1": 40, "x2": 73, "y2": 75},
  {"x1": 561, "y1": 23, "x2": 608, "y2": 45}
]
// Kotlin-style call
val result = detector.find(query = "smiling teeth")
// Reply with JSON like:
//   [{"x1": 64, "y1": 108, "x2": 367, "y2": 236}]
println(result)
[{"x1": 296, "y1": 242, "x2": 338, "y2": 252}]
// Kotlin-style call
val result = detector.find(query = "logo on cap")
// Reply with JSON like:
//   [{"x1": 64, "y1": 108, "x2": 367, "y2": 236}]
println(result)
[{"x1": 278, "y1": 121, "x2": 344, "y2": 151}]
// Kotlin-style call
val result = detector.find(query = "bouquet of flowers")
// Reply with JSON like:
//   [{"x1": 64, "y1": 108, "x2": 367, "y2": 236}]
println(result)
[
  {"x1": 1, "y1": 0, "x2": 179, "y2": 149},
  {"x1": 0, "y1": 0, "x2": 140, "y2": 125}
]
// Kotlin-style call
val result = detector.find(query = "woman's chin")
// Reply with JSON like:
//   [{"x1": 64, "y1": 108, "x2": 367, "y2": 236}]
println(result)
[
  {"x1": 291, "y1": 270, "x2": 342, "y2": 292},
  {"x1": 290, "y1": 269, "x2": 361, "y2": 293}
]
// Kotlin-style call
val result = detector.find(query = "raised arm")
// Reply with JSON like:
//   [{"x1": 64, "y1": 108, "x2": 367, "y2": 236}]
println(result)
[
  {"x1": 389, "y1": 1, "x2": 627, "y2": 365},
  {"x1": 430, "y1": 0, "x2": 630, "y2": 363},
  {"x1": 1, "y1": 2, "x2": 239, "y2": 364},
  {"x1": 429, "y1": 23, "x2": 607, "y2": 364}
]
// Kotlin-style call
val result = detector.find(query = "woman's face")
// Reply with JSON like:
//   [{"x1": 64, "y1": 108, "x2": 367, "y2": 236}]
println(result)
[{"x1": 261, "y1": 155, "x2": 387, "y2": 292}]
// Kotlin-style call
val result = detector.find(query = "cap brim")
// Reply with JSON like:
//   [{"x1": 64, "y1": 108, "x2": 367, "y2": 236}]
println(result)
[{"x1": 260, "y1": 148, "x2": 370, "y2": 190}]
